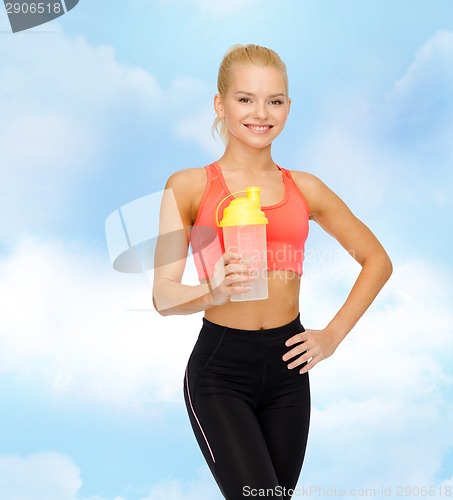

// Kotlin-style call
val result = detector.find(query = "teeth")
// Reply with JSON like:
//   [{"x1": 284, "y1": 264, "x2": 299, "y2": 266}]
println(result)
[{"x1": 248, "y1": 125, "x2": 270, "y2": 131}]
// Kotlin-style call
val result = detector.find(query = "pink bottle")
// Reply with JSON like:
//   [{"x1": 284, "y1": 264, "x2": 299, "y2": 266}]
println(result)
[{"x1": 218, "y1": 187, "x2": 268, "y2": 301}]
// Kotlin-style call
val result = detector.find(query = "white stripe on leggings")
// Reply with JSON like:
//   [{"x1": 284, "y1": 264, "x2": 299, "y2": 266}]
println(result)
[{"x1": 185, "y1": 366, "x2": 216, "y2": 464}]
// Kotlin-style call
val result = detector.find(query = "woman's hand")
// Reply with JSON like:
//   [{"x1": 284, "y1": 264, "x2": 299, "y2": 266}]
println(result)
[
  {"x1": 282, "y1": 328, "x2": 341, "y2": 374},
  {"x1": 208, "y1": 251, "x2": 255, "y2": 307}
]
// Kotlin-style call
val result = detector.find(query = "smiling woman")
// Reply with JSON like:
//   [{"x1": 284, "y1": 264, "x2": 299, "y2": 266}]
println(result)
[
  {"x1": 213, "y1": 64, "x2": 291, "y2": 149},
  {"x1": 152, "y1": 44, "x2": 392, "y2": 499},
  {"x1": 212, "y1": 44, "x2": 290, "y2": 145}
]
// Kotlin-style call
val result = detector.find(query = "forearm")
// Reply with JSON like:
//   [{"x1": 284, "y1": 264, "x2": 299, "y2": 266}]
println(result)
[
  {"x1": 326, "y1": 250, "x2": 393, "y2": 344},
  {"x1": 153, "y1": 280, "x2": 214, "y2": 316}
]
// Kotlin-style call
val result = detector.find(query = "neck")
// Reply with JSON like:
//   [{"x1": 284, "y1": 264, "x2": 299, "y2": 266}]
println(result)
[{"x1": 218, "y1": 141, "x2": 276, "y2": 172}]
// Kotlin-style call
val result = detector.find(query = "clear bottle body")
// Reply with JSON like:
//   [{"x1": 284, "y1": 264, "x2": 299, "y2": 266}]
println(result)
[{"x1": 223, "y1": 224, "x2": 268, "y2": 301}]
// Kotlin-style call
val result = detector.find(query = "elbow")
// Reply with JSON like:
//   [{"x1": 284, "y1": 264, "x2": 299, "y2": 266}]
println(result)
[
  {"x1": 375, "y1": 249, "x2": 393, "y2": 284},
  {"x1": 157, "y1": 309, "x2": 171, "y2": 317},
  {"x1": 152, "y1": 294, "x2": 170, "y2": 316},
  {"x1": 362, "y1": 248, "x2": 393, "y2": 283},
  {"x1": 384, "y1": 253, "x2": 393, "y2": 282}
]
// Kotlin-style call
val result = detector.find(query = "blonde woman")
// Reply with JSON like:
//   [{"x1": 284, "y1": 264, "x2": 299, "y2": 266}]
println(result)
[{"x1": 153, "y1": 44, "x2": 392, "y2": 499}]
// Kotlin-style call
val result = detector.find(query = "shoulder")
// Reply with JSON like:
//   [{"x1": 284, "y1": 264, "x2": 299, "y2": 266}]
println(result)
[
  {"x1": 287, "y1": 169, "x2": 324, "y2": 190},
  {"x1": 165, "y1": 167, "x2": 208, "y2": 202},
  {"x1": 164, "y1": 166, "x2": 209, "y2": 222},
  {"x1": 286, "y1": 169, "x2": 334, "y2": 218},
  {"x1": 165, "y1": 166, "x2": 207, "y2": 190}
]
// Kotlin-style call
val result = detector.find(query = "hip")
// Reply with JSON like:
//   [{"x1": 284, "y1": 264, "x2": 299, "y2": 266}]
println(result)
[{"x1": 187, "y1": 314, "x2": 307, "y2": 388}]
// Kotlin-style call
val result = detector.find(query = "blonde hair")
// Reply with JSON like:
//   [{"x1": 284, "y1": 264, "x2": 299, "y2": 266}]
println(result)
[{"x1": 212, "y1": 44, "x2": 289, "y2": 144}]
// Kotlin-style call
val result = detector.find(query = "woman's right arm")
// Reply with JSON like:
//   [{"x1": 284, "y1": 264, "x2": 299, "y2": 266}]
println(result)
[{"x1": 152, "y1": 170, "x2": 254, "y2": 316}]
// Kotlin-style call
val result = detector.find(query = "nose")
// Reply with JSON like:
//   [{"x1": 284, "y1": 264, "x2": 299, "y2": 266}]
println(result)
[{"x1": 253, "y1": 101, "x2": 268, "y2": 120}]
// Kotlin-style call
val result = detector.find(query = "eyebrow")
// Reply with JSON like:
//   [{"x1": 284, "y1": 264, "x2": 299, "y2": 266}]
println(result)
[{"x1": 234, "y1": 91, "x2": 287, "y2": 98}]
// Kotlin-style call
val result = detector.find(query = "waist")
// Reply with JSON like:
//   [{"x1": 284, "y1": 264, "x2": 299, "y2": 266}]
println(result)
[
  {"x1": 204, "y1": 270, "x2": 300, "y2": 329},
  {"x1": 202, "y1": 313, "x2": 303, "y2": 339}
]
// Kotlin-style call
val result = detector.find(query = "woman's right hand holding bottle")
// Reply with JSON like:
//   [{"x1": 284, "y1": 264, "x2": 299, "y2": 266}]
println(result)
[{"x1": 208, "y1": 251, "x2": 255, "y2": 306}]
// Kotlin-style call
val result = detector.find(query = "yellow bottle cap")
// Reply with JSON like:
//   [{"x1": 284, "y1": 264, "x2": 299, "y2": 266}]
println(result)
[{"x1": 218, "y1": 187, "x2": 268, "y2": 227}]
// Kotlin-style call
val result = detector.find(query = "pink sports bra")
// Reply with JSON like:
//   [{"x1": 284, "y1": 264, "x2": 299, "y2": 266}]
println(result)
[{"x1": 190, "y1": 162, "x2": 310, "y2": 280}]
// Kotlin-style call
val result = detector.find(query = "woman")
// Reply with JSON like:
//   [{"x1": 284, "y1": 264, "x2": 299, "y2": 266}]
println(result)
[{"x1": 153, "y1": 44, "x2": 392, "y2": 499}]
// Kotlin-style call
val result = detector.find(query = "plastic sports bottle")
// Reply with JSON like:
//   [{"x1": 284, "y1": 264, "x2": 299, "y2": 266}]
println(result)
[{"x1": 217, "y1": 187, "x2": 268, "y2": 301}]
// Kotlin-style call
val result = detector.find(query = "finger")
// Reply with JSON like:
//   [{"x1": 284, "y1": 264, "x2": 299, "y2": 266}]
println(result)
[
  {"x1": 226, "y1": 273, "x2": 256, "y2": 285},
  {"x1": 282, "y1": 343, "x2": 308, "y2": 362},
  {"x1": 223, "y1": 251, "x2": 241, "y2": 264},
  {"x1": 226, "y1": 284, "x2": 251, "y2": 296},
  {"x1": 287, "y1": 352, "x2": 313, "y2": 369},
  {"x1": 299, "y1": 357, "x2": 318, "y2": 374},
  {"x1": 285, "y1": 332, "x2": 308, "y2": 347},
  {"x1": 225, "y1": 262, "x2": 254, "y2": 275}
]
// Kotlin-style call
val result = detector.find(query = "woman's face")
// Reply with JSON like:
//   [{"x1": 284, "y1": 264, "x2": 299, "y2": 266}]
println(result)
[{"x1": 215, "y1": 64, "x2": 291, "y2": 150}]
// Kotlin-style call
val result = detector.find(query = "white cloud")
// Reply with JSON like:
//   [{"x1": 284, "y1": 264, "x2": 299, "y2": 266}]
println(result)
[
  {"x1": 167, "y1": 76, "x2": 225, "y2": 156},
  {"x1": 302, "y1": 30, "x2": 453, "y2": 215},
  {"x1": 392, "y1": 30, "x2": 453, "y2": 106},
  {"x1": 294, "y1": 30, "x2": 453, "y2": 492},
  {"x1": 147, "y1": 0, "x2": 259, "y2": 19},
  {"x1": 0, "y1": 234, "x2": 451, "y2": 490},
  {"x1": 0, "y1": 21, "x2": 218, "y2": 241},
  {"x1": 0, "y1": 25, "x2": 221, "y2": 239},
  {"x1": 174, "y1": 105, "x2": 224, "y2": 157},
  {"x1": 298, "y1": 257, "x2": 453, "y2": 490},
  {"x1": 0, "y1": 452, "x2": 82, "y2": 500},
  {"x1": 0, "y1": 452, "x2": 134, "y2": 500},
  {"x1": 190, "y1": 0, "x2": 258, "y2": 18},
  {"x1": 384, "y1": 30, "x2": 453, "y2": 162},
  {"x1": 300, "y1": 90, "x2": 391, "y2": 210},
  {"x1": 438, "y1": 476, "x2": 453, "y2": 489},
  {"x1": 0, "y1": 24, "x2": 163, "y2": 118},
  {"x1": 0, "y1": 235, "x2": 202, "y2": 409},
  {"x1": 138, "y1": 466, "x2": 218, "y2": 500},
  {"x1": 0, "y1": 24, "x2": 165, "y2": 240},
  {"x1": 0, "y1": 25, "x2": 452, "y2": 495}
]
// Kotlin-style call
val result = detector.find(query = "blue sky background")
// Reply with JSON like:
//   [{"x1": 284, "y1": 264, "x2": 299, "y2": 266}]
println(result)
[{"x1": 0, "y1": 1, "x2": 452, "y2": 499}]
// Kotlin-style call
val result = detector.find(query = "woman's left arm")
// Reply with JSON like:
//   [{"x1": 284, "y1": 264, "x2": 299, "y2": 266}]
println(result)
[{"x1": 283, "y1": 172, "x2": 393, "y2": 374}]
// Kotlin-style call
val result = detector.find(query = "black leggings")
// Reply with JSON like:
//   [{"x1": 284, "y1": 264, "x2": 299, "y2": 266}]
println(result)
[{"x1": 183, "y1": 315, "x2": 310, "y2": 499}]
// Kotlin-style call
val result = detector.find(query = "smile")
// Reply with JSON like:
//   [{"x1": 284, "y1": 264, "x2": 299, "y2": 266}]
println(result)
[{"x1": 244, "y1": 124, "x2": 274, "y2": 133}]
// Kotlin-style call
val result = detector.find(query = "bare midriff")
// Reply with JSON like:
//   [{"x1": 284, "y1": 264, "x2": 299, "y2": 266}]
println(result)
[{"x1": 203, "y1": 270, "x2": 301, "y2": 330}]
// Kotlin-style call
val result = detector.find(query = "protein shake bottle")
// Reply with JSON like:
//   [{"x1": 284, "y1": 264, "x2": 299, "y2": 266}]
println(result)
[{"x1": 218, "y1": 187, "x2": 268, "y2": 301}]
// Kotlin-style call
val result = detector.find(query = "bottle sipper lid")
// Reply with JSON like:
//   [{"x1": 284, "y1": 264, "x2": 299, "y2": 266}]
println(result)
[{"x1": 218, "y1": 186, "x2": 268, "y2": 227}]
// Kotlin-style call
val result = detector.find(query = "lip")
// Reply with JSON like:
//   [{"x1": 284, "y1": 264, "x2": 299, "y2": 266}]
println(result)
[{"x1": 244, "y1": 124, "x2": 274, "y2": 134}]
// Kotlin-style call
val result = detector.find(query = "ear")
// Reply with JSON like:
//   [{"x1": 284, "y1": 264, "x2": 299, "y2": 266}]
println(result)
[
  {"x1": 214, "y1": 94, "x2": 225, "y2": 118},
  {"x1": 287, "y1": 97, "x2": 292, "y2": 114}
]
